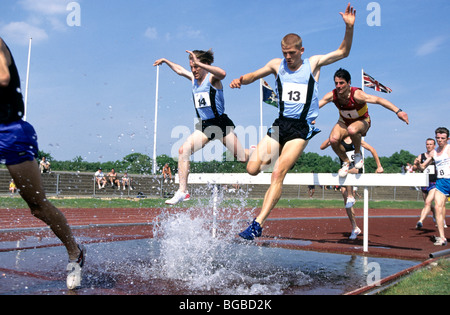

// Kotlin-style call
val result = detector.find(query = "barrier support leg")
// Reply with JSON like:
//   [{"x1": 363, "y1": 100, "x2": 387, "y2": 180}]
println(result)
[
  {"x1": 212, "y1": 185, "x2": 218, "y2": 238},
  {"x1": 364, "y1": 187, "x2": 369, "y2": 252}
]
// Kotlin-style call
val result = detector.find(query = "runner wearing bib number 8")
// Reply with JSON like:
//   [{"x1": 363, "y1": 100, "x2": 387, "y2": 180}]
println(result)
[{"x1": 419, "y1": 127, "x2": 449, "y2": 246}]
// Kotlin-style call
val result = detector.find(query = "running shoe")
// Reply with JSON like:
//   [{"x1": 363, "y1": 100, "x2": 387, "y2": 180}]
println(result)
[
  {"x1": 416, "y1": 221, "x2": 423, "y2": 229},
  {"x1": 239, "y1": 219, "x2": 262, "y2": 240},
  {"x1": 338, "y1": 162, "x2": 350, "y2": 178},
  {"x1": 349, "y1": 227, "x2": 361, "y2": 240},
  {"x1": 165, "y1": 190, "x2": 190, "y2": 205},
  {"x1": 433, "y1": 237, "x2": 448, "y2": 246},
  {"x1": 66, "y1": 245, "x2": 86, "y2": 290},
  {"x1": 354, "y1": 153, "x2": 364, "y2": 169},
  {"x1": 345, "y1": 196, "x2": 356, "y2": 209}
]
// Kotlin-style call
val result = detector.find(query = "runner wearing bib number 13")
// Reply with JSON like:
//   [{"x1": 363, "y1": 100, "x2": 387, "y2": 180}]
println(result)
[
  {"x1": 230, "y1": 3, "x2": 356, "y2": 240},
  {"x1": 319, "y1": 68, "x2": 409, "y2": 177},
  {"x1": 419, "y1": 127, "x2": 450, "y2": 246}
]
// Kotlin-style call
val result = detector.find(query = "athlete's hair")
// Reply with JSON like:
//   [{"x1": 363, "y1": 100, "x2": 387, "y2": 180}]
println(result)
[
  {"x1": 334, "y1": 68, "x2": 352, "y2": 83},
  {"x1": 435, "y1": 127, "x2": 449, "y2": 137},
  {"x1": 426, "y1": 138, "x2": 436, "y2": 144},
  {"x1": 190, "y1": 49, "x2": 214, "y2": 65},
  {"x1": 281, "y1": 34, "x2": 303, "y2": 50}
]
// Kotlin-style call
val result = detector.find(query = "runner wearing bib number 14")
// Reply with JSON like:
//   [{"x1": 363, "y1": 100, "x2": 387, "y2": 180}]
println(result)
[
  {"x1": 319, "y1": 68, "x2": 409, "y2": 177},
  {"x1": 154, "y1": 50, "x2": 250, "y2": 205},
  {"x1": 419, "y1": 127, "x2": 450, "y2": 246}
]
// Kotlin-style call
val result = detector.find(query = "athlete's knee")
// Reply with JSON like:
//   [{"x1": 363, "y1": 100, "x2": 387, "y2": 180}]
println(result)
[
  {"x1": 329, "y1": 137, "x2": 340, "y2": 147},
  {"x1": 347, "y1": 126, "x2": 360, "y2": 136},
  {"x1": 271, "y1": 167, "x2": 288, "y2": 183},
  {"x1": 247, "y1": 162, "x2": 261, "y2": 176}
]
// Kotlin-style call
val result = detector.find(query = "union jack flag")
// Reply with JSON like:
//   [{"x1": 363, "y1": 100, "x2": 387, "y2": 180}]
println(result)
[{"x1": 363, "y1": 72, "x2": 392, "y2": 94}]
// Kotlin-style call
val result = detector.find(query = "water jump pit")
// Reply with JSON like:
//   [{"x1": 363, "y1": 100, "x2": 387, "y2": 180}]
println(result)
[{"x1": 0, "y1": 204, "x2": 427, "y2": 296}]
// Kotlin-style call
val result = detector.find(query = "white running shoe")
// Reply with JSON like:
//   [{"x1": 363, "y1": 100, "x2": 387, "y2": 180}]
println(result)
[
  {"x1": 434, "y1": 237, "x2": 448, "y2": 246},
  {"x1": 165, "y1": 190, "x2": 190, "y2": 205},
  {"x1": 349, "y1": 227, "x2": 361, "y2": 240},
  {"x1": 354, "y1": 153, "x2": 364, "y2": 169},
  {"x1": 345, "y1": 196, "x2": 356, "y2": 209},
  {"x1": 339, "y1": 162, "x2": 350, "y2": 178},
  {"x1": 66, "y1": 245, "x2": 86, "y2": 290}
]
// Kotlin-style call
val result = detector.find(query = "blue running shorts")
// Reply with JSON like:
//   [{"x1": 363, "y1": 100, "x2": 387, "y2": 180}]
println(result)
[
  {"x1": 0, "y1": 120, "x2": 39, "y2": 165},
  {"x1": 421, "y1": 182, "x2": 437, "y2": 193},
  {"x1": 436, "y1": 178, "x2": 450, "y2": 197}
]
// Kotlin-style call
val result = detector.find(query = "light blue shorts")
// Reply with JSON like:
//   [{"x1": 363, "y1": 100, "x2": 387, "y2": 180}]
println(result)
[
  {"x1": 0, "y1": 120, "x2": 39, "y2": 165},
  {"x1": 436, "y1": 178, "x2": 450, "y2": 197}
]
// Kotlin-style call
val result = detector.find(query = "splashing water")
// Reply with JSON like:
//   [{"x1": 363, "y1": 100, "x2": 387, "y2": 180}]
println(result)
[{"x1": 149, "y1": 188, "x2": 312, "y2": 295}]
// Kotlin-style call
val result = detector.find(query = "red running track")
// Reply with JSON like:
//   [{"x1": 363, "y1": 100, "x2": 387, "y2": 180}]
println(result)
[{"x1": 0, "y1": 207, "x2": 447, "y2": 260}]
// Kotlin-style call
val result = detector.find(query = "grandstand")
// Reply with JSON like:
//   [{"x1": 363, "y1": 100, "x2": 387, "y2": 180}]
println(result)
[{"x1": 0, "y1": 169, "x2": 424, "y2": 201}]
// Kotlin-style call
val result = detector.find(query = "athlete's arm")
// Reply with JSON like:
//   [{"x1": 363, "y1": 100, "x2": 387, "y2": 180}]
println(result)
[
  {"x1": 153, "y1": 58, "x2": 193, "y2": 81},
  {"x1": 417, "y1": 151, "x2": 435, "y2": 171},
  {"x1": 230, "y1": 58, "x2": 281, "y2": 89},
  {"x1": 361, "y1": 140, "x2": 384, "y2": 173},
  {"x1": 309, "y1": 3, "x2": 355, "y2": 79},
  {"x1": 354, "y1": 90, "x2": 409, "y2": 125},
  {"x1": 0, "y1": 39, "x2": 11, "y2": 87},
  {"x1": 319, "y1": 91, "x2": 334, "y2": 108},
  {"x1": 186, "y1": 50, "x2": 226, "y2": 82}
]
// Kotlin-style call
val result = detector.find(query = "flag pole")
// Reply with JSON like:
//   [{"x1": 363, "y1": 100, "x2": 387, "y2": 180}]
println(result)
[
  {"x1": 152, "y1": 65, "x2": 160, "y2": 175},
  {"x1": 259, "y1": 79, "x2": 264, "y2": 141},
  {"x1": 24, "y1": 37, "x2": 32, "y2": 122},
  {"x1": 361, "y1": 67, "x2": 369, "y2": 253}
]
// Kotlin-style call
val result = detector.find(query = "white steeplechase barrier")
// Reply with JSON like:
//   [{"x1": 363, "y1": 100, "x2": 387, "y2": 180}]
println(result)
[{"x1": 176, "y1": 173, "x2": 428, "y2": 252}]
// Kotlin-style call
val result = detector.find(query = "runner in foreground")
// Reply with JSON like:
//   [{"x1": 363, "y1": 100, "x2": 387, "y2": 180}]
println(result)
[
  {"x1": 230, "y1": 3, "x2": 356, "y2": 240},
  {"x1": 0, "y1": 37, "x2": 85, "y2": 289}
]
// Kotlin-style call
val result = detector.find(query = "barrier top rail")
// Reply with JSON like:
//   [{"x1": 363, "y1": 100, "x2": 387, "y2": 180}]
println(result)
[{"x1": 177, "y1": 173, "x2": 429, "y2": 187}]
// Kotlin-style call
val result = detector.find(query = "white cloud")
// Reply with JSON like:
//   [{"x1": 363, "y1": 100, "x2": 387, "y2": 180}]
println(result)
[
  {"x1": 416, "y1": 36, "x2": 447, "y2": 57},
  {"x1": 0, "y1": 22, "x2": 48, "y2": 45},
  {"x1": 144, "y1": 27, "x2": 158, "y2": 40},
  {"x1": 19, "y1": 0, "x2": 70, "y2": 16}
]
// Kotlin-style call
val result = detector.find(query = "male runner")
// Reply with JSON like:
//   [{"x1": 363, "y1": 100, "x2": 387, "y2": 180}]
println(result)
[
  {"x1": 319, "y1": 68, "x2": 409, "y2": 177},
  {"x1": 413, "y1": 138, "x2": 439, "y2": 229},
  {"x1": 230, "y1": 3, "x2": 356, "y2": 240},
  {"x1": 154, "y1": 50, "x2": 249, "y2": 205},
  {"x1": 0, "y1": 38, "x2": 85, "y2": 289},
  {"x1": 418, "y1": 127, "x2": 449, "y2": 246},
  {"x1": 320, "y1": 136, "x2": 383, "y2": 240}
]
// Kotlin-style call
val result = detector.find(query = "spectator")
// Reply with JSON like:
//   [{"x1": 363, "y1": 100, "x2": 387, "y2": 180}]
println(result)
[
  {"x1": 9, "y1": 179, "x2": 17, "y2": 194},
  {"x1": 94, "y1": 168, "x2": 106, "y2": 189},
  {"x1": 122, "y1": 172, "x2": 133, "y2": 191},
  {"x1": 107, "y1": 168, "x2": 121, "y2": 189},
  {"x1": 39, "y1": 156, "x2": 51, "y2": 174},
  {"x1": 162, "y1": 163, "x2": 173, "y2": 183}
]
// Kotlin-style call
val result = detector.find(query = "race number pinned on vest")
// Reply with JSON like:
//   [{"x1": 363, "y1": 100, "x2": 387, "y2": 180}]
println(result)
[
  {"x1": 194, "y1": 92, "x2": 211, "y2": 109},
  {"x1": 282, "y1": 83, "x2": 308, "y2": 104}
]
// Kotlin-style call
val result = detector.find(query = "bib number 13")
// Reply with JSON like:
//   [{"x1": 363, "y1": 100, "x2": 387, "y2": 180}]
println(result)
[{"x1": 282, "y1": 83, "x2": 308, "y2": 104}]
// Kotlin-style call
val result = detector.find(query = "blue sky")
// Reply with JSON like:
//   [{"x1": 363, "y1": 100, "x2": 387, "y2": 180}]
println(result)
[{"x1": 1, "y1": 0, "x2": 449, "y2": 165}]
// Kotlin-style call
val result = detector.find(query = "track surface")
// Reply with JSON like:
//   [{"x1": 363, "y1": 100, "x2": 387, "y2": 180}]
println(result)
[{"x1": 0, "y1": 206, "x2": 448, "y2": 295}]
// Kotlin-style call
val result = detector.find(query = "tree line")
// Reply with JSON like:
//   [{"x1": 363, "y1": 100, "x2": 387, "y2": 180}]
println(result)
[{"x1": 30, "y1": 149, "x2": 417, "y2": 176}]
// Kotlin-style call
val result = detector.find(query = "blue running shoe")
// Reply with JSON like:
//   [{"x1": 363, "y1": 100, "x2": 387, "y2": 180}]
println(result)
[{"x1": 239, "y1": 219, "x2": 262, "y2": 240}]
